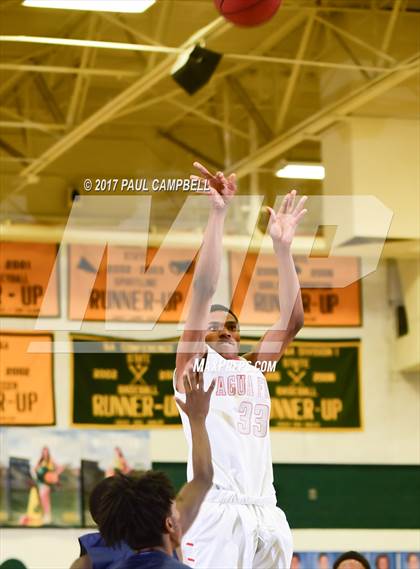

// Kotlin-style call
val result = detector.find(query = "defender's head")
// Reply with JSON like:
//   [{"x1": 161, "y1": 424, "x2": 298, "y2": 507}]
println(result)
[
  {"x1": 205, "y1": 304, "x2": 240, "y2": 357},
  {"x1": 90, "y1": 472, "x2": 181, "y2": 552}
]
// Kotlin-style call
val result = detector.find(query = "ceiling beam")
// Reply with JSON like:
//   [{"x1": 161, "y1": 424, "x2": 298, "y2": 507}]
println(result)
[
  {"x1": 168, "y1": 98, "x2": 249, "y2": 140},
  {"x1": 0, "y1": 63, "x2": 139, "y2": 78},
  {"x1": 158, "y1": 130, "x2": 223, "y2": 171},
  {"x1": 379, "y1": 0, "x2": 403, "y2": 65},
  {"x1": 227, "y1": 76, "x2": 273, "y2": 141},
  {"x1": 32, "y1": 71, "x2": 65, "y2": 124},
  {"x1": 229, "y1": 52, "x2": 419, "y2": 179},
  {"x1": 17, "y1": 16, "x2": 230, "y2": 181},
  {"x1": 331, "y1": 30, "x2": 373, "y2": 81},
  {"x1": 165, "y1": 12, "x2": 307, "y2": 130},
  {"x1": 315, "y1": 15, "x2": 396, "y2": 63},
  {"x1": 274, "y1": 12, "x2": 316, "y2": 133},
  {"x1": 66, "y1": 14, "x2": 98, "y2": 128},
  {"x1": 0, "y1": 138, "x2": 28, "y2": 167}
]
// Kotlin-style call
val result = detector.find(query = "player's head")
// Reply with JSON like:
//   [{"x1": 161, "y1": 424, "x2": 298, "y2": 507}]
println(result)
[
  {"x1": 407, "y1": 553, "x2": 419, "y2": 569},
  {"x1": 333, "y1": 552, "x2": 370, "y2": 569},
  {"x1": 90, "y1": 472, "x2": 181, "y2": 551},
  {"x1": 375, "y1": 555, "x2": 390, "y2": 569},
  {"x1": 206, "y1": 304, "x2": 240, "y2": 357},
  {"x1": 291, "y1": 553, "x2": 301, "y2": 569},
  {"x1": 318, "y1": 553, "x2": 330, "y2": 569}
]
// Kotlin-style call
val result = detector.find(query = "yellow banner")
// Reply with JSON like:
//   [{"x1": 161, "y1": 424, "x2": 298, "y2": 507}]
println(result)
[
  {"x1": 0, "y1": 333, "x2": 55, "y2": 425},
  {"x1": 230, "y1": 252, "x2": 361, "y2": 326},
  {"x1": 68, "y1": 244, "x2": 195, "y2": 322},
  {"x1": 0, "y1": 242, "x2": 59, "y2": 317}
]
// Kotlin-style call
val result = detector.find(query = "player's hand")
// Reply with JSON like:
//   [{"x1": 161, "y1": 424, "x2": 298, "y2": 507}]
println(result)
[
  {"x1": 191, "y1": 161, "x2": 237, "y2": 211},
  {"x1": 175, "y1": 357, "x2": 215, "y2": 422},
  {"x1": 267, "y1": 190, "x2": 307, "y2": 247}
]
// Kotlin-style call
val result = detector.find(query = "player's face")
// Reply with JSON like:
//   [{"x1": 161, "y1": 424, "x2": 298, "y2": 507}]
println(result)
[{"x1": 205, "y1": 311, "x2": 240, "y2": 357}]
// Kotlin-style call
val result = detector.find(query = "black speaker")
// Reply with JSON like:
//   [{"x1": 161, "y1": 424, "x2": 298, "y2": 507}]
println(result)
[{"x1": 172, "y1": 45, "x2": 222, "y2": 95}]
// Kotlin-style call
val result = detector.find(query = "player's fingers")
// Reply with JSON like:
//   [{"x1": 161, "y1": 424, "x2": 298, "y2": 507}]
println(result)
[
  {"x1": 183, "y1": 373, "x2": 192, "y2": 393},
  {"x1": 206, "y1": 378, "x2": 216, "y2": 396},
  {"x1": 295, "y1": 208, "x2": 308, "y2": 223},
  {"x1": 175, "y1": 397, "x2": 186, "y2": 413},
  {"x1": 196, "y1": 371, "x2": 204, "y2": 391},
  {"x1": 294, "y1": 195, "x2": 307, "y2": 215},
  {"x1": 279, "y1": 193, "x2": 289, "y2": 214},
  {"x1": 193, "y1": 161, "x2": 213, "y2": 179},
  {"x1": 266, "y1": 206, "x2": 277, "y2": 223},
  {"x1": 287, "y1": 189, "x2": 296, "y2": 212}
]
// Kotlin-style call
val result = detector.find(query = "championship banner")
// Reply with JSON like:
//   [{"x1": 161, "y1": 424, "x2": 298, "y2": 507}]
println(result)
[
  {"x1": 68, "y1": 244, "x2": 195, "y2": 322},
  {"x1": 0, "y1": 333, "x2": 55, "y2": 426},
  {"x1": 262, "y1": 339, "x2": 361, "y2": 430},
  {"x1": 230, "y1": 252, "x2": 361, "y2": 326},
  {"x1": 71, "y1": 335, "x2": 179, "y2": 428},
  {"x1": 71, "y1": 335, "x2": 360, "y2": 430},
  {"x1": 0, "y1": 242, "x2": 59, "y2": 317}
]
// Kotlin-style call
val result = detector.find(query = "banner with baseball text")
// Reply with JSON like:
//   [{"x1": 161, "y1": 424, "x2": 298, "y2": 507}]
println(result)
[
  {"x1": 263, "y1": 339, "x2": 361, "y2": 430},
  {"x1": 0, "y1": 333, "x2": 55, "y2": 426},
  {"x1": 0, "y1": 242, "x2": 59, "y2": 317},
  {"x1": 68, "y1": 244, "x2": 196, "y2": 323},
  {"x1": 71, "y1": 335, "x2": 360, "y2": 430},
  {"x1": 71, "y1": 335, "x2": 179, "y2": 428},
  {"x1": 230, "y1": 252, "x2": 361, "y2": 326}
]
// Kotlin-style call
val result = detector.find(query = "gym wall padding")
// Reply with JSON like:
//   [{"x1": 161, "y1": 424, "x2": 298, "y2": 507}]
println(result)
[{"x1": 153, "y1": 462, "x2": 420, "y2": 529}]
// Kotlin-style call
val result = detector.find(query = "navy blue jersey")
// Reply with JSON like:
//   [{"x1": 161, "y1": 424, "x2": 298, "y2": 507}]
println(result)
[
  {"x1": 114, "y1": 551, "x2": 188, "y2": 569},
  {"x1": 79, "y1": 532, "x2": 133, "y2": 569}
]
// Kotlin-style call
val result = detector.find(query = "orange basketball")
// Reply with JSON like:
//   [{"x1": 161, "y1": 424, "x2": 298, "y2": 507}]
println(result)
[{"x1": 214, "y1": 0, "x2": 282, "y2": 27}]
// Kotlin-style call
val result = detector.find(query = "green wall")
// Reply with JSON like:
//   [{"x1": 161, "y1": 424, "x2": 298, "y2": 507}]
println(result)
[{"x1": 153, "y1": 462, "x2": 420, "y2": 529}]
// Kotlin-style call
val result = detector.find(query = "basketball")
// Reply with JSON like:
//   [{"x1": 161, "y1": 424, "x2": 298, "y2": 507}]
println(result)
[{"x1": 214, "y1": 0, "x2": 282, "y2": 27}]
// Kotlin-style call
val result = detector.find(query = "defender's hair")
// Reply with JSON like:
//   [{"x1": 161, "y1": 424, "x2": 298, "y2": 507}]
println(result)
[
  {"x1": 210, "y1": 304, "x2": 239, "y2": 322},
  {"x1": 91, "y1": 472, "x2": 176, "y2": 550},
  {"x1": 333, "y1": 551, "x2": 371, "y2": 569}
]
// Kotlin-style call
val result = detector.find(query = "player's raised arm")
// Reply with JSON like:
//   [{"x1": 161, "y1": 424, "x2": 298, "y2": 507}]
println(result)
[
  {"x1": 175, "y1": 162, "x2": 237, "y2": 390},
  {"x1": 244, "y1": 190, "x2": 307, "y2": 367},
  {"x1": 175, "y1": 363, "x2": 215, "y2": 535}
]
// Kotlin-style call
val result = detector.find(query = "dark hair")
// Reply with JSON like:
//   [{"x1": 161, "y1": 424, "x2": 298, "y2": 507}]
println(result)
[
  {"x1": 407, "y1": 553, "x2": 419, "y2": 562},
  {"x1": 319, "y1": 553, "x2": 329, "y2": 560},
  {"x1": 92, "y1": 472, "x2": 176, "y2": 549},
  {"x1": 293, "y1": 553, "x2": 301, "y2": 561},
  {"x1": 333, "y1": 551, "x2": 371, "y2": 569},
  {"x1": 210, "y1": 304, "x2": 238, "y2": 322}
]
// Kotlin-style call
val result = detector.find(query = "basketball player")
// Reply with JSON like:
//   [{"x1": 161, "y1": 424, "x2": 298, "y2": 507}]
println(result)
[
  {"x1": 70, "y1": 366, "x2": 215, "y2": 569},
  {"x1": 174, "y1": 162, "x2": 307, "y2": 568}
]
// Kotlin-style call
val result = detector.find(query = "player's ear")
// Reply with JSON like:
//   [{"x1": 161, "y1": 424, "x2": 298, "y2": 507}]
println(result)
[{"x1": 164, "y1": 515, "x2": 174, "y2": 534}]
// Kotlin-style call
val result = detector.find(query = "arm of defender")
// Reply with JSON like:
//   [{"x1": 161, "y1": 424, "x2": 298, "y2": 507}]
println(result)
[
  {"x1": 175, "y1": 366, "x2": 215, "y2": 534},
  {"x1": 69, "y1": 555, "x2": 92, "y2": 569}
]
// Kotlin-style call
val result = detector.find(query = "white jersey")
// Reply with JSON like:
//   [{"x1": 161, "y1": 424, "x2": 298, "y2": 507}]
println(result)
[{"x1": 174, "y1": 346, "x2": 276, "y2": 502}]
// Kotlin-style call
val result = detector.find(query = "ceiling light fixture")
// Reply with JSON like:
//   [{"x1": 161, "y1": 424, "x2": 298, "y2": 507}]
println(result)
[
  {"x1": 22, "y1": 0, "x2": 155, "y2": 13},
  {"x1": 275, "y1": 163, "x2": 325, "y2": 180}
]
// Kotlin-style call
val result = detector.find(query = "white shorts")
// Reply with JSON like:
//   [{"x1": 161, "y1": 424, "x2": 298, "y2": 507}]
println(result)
[{"x1": 181, "y1": 492, "x2": 293, "y2": 569}]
